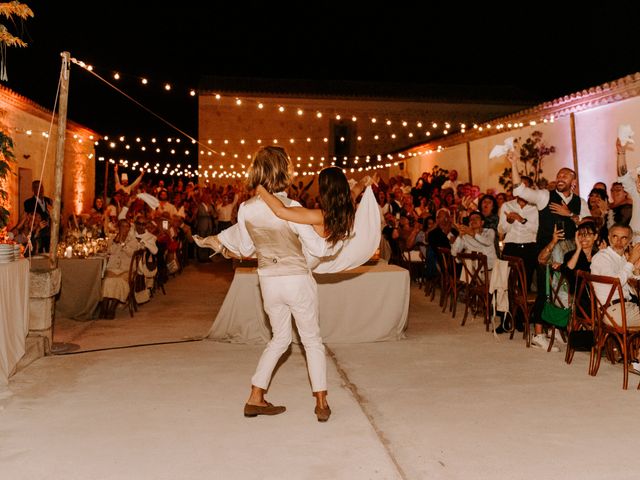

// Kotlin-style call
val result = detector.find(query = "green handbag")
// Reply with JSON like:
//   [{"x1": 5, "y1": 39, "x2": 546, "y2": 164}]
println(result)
[{"x1": 541, "y1": 264, "x2": 571, "y2": 328}]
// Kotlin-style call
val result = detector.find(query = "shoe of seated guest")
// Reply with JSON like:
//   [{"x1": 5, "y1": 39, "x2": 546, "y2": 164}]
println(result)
[{"x1": 531, "y1": 333, "x2": 560, "y2": 352}]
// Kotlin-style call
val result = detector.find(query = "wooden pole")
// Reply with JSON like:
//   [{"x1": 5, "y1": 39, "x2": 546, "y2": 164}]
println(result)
[
  {"x1": 466, "y1": 141, "x2": 473, "y2": 184},
  {"x1": 103, "y1": 157, "x2": 109, "y2": 202},
  {"x1": 570, "y1": 113, "x2": 580, "y2": 196},
  {"x1": 49, "y1": 52, "x2": 70, "y2": 269}
]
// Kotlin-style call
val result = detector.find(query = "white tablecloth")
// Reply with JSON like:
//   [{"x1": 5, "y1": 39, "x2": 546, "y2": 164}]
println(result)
[
  {"x1": 0, "y1": 259, "x2": 30, "y2": 384},
  {"x1": 208, "y1": 262, "x2": 410, "y2": 344}
]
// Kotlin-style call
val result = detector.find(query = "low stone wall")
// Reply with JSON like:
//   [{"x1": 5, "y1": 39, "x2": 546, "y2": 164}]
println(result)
[{"x1": 29, "y1": 265, "x2": 61, "y2": 354}]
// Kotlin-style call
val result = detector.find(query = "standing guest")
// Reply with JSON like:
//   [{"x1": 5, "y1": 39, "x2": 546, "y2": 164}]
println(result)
[
  {"x1": 114, "y1": 165, "x2": 144, "y2": 195},
  {"x1": 509, "y1": 150, "x2": 589, "y2": 351},
  {"x1": 441, "y1": 169, "x2": 459, "y2": 193},
  {"x1": 615, "y1": 138, "x2": 640, "y2": 242},
  {"x1": 23, "y1": 180, "x2": 52, "y2": 253},
  {"x1": 498, "y1": 175, "x2": 539, "y2": 289}
]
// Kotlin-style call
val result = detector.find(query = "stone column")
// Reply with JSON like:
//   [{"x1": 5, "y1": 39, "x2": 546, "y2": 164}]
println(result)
[{"x1": 29, "y1": 266, "x2": 61, "y2": 354}]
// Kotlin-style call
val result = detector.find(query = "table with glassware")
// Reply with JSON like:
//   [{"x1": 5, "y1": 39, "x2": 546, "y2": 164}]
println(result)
[{"x1": 208, "y1": 261, "x2": 410, "y2": 344}]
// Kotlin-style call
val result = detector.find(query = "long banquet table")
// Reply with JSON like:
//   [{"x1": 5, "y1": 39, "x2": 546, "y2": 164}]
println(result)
[
  {"x1": 0, "y1": 259, "x2": 30, "y2": 384},
  {"x1": 31, "y1": 256, "x2": 106, "y2": 320},
  {"x1": 208, "y1": 262, "x2": 410, "y2": 344}
]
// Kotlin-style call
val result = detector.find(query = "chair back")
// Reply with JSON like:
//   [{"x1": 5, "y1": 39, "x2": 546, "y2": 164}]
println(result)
[
  {"x1": 457, "y1": 251, "x2": 489, "y2": 289},
  {"x1": 582, "y1": 272, "x2": 627, "y2": 331}
]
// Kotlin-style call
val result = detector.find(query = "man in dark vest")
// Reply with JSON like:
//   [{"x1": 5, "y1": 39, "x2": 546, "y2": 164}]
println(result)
[{"x1": 509, "y1": 150, "x2": 589, "y2": 352}]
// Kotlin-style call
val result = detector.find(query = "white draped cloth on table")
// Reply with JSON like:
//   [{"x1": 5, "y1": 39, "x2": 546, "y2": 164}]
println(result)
[
  {"x1": 0, "y1": 259, "x2": 30, "y2": 384},
  {"x1": 208, "y1": 263, "x2": 409, "y2": 344}
]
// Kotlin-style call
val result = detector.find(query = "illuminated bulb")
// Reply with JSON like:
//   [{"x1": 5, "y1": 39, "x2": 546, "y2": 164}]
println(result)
[
  {"x1": 316, "y1": 112, "x2": 322, "y2": 118},
  {"x1": 386, "y1": 120, "x2": 391, "y2": 125},
  {"x1": 336, "y1": 114, "x2": 341, "y2": 120},
  {"x1": 164, "y1": 83, "x2": 171, "y2": 91},
  {"x1": 273, "y1": 139, "x2": 278, "y2": 144},
  {"x1": 125, "y1": 145, "x2": 130, "y2": 150},
  {"x1": 461, "y1": 123, "x2": 466, "y2": 129},
  {"x1": 357, "y1": 136, "x2": 362, "y2": 141},
  {"x1": 443, "y1": 130, "x2": 448, "y2": 134},
  {"x1": 135, "y1": 137, "x2": 141, "y2": 142},
  {"x1": 374, "y1": 135, "x2": 379, "y2": 140},
  {"x1": 290, "y1": 139, "x2": 295, "y2": 143},
  {"x1": 408, "y1": 133, "x2": 414, "y2": 138},
  {"x1": 109, "y1": 142, "x2": 116, "y2": 148},
  {"x1": 432, "y1": 123, "x2": 438, "y2": 129},
  {"x1": 402, "y1": 121, "x2": 407, "y2": 127},
  {"x1": 426, "y1": 131, "x2": 431, "y2": 136},
  {"x1": 323, "y1": 138, "x2": 328, "y2": 143},
  {"x1": 371, "y1": 118, "x2": 377, "y2": 123},
  {"x1": 278, "y1": 106, "x2": 285, "y2": 112},
  {"x1": 297, "y1": 109, "x2": 303, "y2": 115},
  {"x1": 119, "y1": 136, "x2": 125, "y2": 141},
  {"x1": 417, "y1": 122, "x2": 422, "y2": 128},
  {"x1": 113, "y1": 73, "x2": 120, "y2": 80},
  {"x1": 391, "y1": 134, "x2": 396, "y2": 139},
  {"x1": 156, "y1": 148, "x2": 161, "y2": 153},
  {"x1": 445, "y1": 123, "x2": 451, "y2": 129},
  {"x1": 306, "y1": 137, "x2": 311, "y2": 142},
  {"x1": 235, "y1": 98, "x2": 242, "y2": 105},
  {"x1": 224, "y1": 139, "x2": 229, "y2": 144},
  {"x1": 352, "y1": 116, "x2": 357, "y2": 122},
  {"x1": 151, "y1": 138, "x2": 157, "y2": 143},
  {"x1": 340, "y1": 137, "x2": 345, "y2": 142},
  {"x1": 215, "y1": 94, "x2": 221, "y2": 100},
  {"x1": 141, "y1": 146, "x2": 146, "y2": 151},
  {"x1": 190, "y1": 90, "x2": 196, "y2": 96},
  {"x1": 171, "y1": 149, "x2": 175, "y2": 154},
  {"x1": 26, "y1": 130, "x2": 32, "y2": 135},
  {"x1": 240, "y1": 139, "x2": 245, "y2": 144}
]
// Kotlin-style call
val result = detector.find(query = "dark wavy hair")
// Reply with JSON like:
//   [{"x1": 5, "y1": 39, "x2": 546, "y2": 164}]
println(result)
[{"x1": 318, "y1": 167, "x2": 355, "y2": 245}]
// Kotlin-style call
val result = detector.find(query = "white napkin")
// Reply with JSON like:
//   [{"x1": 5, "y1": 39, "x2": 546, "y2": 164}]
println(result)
[
  {"x1": 619, "y1": 124, "x2": 635, "y2": 146},
  {"x1": 137, "y1": 193, "x2": 159, "y2": 210},
  {"x1": 489, "y1": 137, "x2": 516, "y2": 159}
]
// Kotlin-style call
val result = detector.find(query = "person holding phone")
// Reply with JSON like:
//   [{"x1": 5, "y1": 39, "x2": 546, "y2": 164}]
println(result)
[{"x1": 508, "y1": 150, "x2": 589, "y2": 352}]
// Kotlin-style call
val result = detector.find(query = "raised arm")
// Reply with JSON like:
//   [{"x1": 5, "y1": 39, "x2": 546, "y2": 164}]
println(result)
[
  {"x1": 256, "y1": 185, "x2": 323, "y2": 226},
  {"x1": 129, "y1": 169, "x2": 144, "y2": 191},
  {"x1": 616, "y1": 138, "x2": 628, "y2": 177}
]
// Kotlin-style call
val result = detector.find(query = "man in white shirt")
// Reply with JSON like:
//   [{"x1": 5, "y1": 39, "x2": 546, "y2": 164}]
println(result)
[
  {"x1": 498, "y1": 175, "x2": 539, "y2": 289},
  {"x1": 441, "y1": 169, "x2": 460, "y2": 193},
  {"x1": 590, "y1": 223, "x2": 640, "y2": 327},
  {"x1": 451, "y1": 211, "x2": 497, "y2": 270},
  {"x1": 509, "y1": 151, "x2": 590, "y2": 352}
]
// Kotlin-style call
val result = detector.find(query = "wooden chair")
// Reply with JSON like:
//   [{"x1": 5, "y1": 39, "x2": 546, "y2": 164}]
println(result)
[
  {"x1": 436, "y1": 247, "x2": 459, "y2": 317},
  {"x1": 501, "y1": 255, "x2": 534, "y2": 347},
  {"x1": 585, "y1": 273, "x2": 640, "y2": 390},
  {"x1": 457, "y1": 251, "x2": 491, "y2": 330},
  {"x1": 565, "y1": 270, "x2": 596, "y2": 371},
  {"x1": 402, "y1": 242, "x2": 426, "y2": 286},
  {"x1": 423, "y1": 245, "x2": 441, "y2": 302},
  {"x1": 126, "y1": 249, "x2": 146, "y2": 317}
]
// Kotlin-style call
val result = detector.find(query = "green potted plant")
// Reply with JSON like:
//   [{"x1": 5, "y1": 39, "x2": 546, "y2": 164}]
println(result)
[{"x1": 498, "y1": 130, "x2": 556, "y2": 191}]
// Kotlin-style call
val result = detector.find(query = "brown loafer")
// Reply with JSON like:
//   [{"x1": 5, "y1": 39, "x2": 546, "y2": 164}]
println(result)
[
  {"x1": 244, "y1": 402, "x2": 286, "y2": 417},
  {"x1": 314, "y1": 405, "x2": 331, "y2": 422}
]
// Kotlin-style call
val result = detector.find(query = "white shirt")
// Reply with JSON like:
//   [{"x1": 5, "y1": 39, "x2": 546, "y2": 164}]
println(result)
[
  {"x1": 590, "y1": 246, "x2": 636, "y2": 304},
  {"x1": 157, "y1": 201, "x2": 178, "y2": 218},
  {"x1": 451, "y1": 228, "x2": 497, "y2": 270},
  {"x1": 498, "y1": 199, "x2": 539, "y2": 244},
  {"x1": 216, "y1": 194, "x2": 239, "y2": 222},
  {"x1": 441, "y1": 179, "x2": 459, "y2": 193},
  {"x1": 134, "y1": 230, "x2": 158, "y2": 255},
  {"x1": 513, "y1": 184, "x2": 589, "y2": 217}
]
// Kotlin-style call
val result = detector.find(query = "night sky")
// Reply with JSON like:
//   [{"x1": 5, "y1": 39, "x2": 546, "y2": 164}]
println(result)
[{"x1": 5, "y1": 2, "x2": 640, "y2": 147}]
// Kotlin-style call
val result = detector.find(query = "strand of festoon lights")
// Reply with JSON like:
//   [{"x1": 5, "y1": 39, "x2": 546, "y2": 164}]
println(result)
[{"x1": 69, "y1": 59, "x2": 558, "y2": 139}]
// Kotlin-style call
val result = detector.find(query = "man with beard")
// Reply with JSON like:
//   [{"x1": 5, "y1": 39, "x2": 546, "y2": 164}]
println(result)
[{"x1": 508, "y1": 150, "x2": 589, "y2": 352}]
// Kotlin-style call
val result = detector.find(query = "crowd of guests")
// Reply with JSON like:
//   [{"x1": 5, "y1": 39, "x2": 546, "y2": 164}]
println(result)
[{"x1": 378, "y1": 139, "x2": 640, "y2": 353}]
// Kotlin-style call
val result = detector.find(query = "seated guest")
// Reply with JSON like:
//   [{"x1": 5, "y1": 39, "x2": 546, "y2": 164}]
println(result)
[
  {"x1": 607, "y1": 182, "x2": 632, "y2": 228},
  {"x1": 590, "y1": 224, "x2": 640, "y2": 327},
  {"x1": 100, "y1": 219, "x2": 142, "y2": 319},
  {"x1": 451, "y1": 210, "x2": 497, "y2": 270}
]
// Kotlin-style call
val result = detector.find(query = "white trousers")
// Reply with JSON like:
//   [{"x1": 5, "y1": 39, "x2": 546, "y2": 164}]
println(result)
[{"x1": 251, "y1": 273, "x2": 327, "y2": 392}]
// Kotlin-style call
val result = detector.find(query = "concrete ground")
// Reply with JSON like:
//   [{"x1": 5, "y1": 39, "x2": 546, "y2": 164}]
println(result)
[{"x1": 2, "y1": 260, "x2": 639, "y2": 479}]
